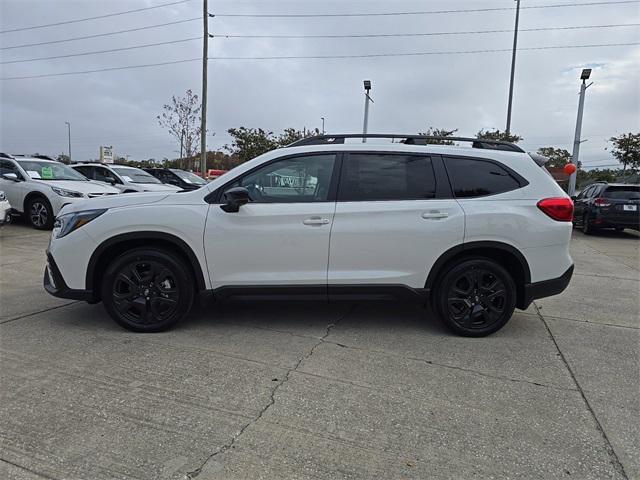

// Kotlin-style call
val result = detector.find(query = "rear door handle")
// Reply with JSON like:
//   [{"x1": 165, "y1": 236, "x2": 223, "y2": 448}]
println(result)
[
  {"x1": 421, "y1": 211, "x2": 448, "y2": 220},
  {"x1": 303, "y1": 217, "x2": 330, "y2": 226}
]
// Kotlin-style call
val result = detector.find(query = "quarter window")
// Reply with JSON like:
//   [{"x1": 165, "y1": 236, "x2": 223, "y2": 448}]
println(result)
[
  {"x1": 230, "y1": 154, "x2": 336, "y2": 203},
  {"x1": 444, "y1": 157, "x2": 522, "y2": 198},
  {"x1": 338, "y1": 153, "x2": 436, "y2": 201}
]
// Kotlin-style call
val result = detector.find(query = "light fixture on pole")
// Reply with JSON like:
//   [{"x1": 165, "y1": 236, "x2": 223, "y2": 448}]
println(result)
[
  {"x1": 64, "y1": 122, "x2": 71, "y2": 163},
  {"x1": 362, "y1": 80, "x2": 374, "y2": 143},
  {"x1": 568, "y1": 68, "x2": 593, "y2": 196}
]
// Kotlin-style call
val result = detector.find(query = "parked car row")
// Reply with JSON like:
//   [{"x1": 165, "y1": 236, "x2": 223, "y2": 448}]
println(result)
[
  {"x1": 0, "y1": 154, "x2": 208, "y2": 229},
  {"x1": 572, "y1": 182, "x2": 640, "y2": 233}
]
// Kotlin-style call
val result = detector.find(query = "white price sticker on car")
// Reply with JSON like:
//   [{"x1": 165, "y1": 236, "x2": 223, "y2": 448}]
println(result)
[{"x1": 623, "y1": 205, "x2": 637, "y2": 211}]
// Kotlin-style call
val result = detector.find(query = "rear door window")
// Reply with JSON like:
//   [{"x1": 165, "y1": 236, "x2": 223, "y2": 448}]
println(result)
[
  {"x1": 338, "y1": 153, "x2": 436, "y2": 201},
  {"x1": 444, "y1": 157, "x2": 523, "y2": 198}
]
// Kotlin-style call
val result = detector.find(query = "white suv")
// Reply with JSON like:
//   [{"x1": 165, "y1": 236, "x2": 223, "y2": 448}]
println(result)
[
  {"x1": 0, "y1": 155, "x2": 120, "y2": 229},
  {"x1": 70, "y1": 163, "x2": 181, "y2": 193},
  {"x1": 44, "y1": 135, "x2": 574, "y2": 336}
]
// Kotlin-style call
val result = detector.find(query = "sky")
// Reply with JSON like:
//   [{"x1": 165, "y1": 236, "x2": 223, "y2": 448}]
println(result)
[{"x1": 0, "y1": 0, "x2": 638, "y2": 169}]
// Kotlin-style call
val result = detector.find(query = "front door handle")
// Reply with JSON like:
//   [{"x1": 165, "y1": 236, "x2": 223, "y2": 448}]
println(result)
[
  {"x1": 421, "y1": 211, "x2": 448, "y2": 220},
  {"x1": 303, "y1": 217, "x2": 330, "y2": 226}
]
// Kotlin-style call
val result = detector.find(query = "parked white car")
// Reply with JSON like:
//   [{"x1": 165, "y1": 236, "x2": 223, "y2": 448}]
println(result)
[
  {"x1": 70, "y1": 163, "x2": 181, "y2": 193},
  {"x1": 0, "y1": 190, "x2": 11, "y2": 225},
  {"x1": 0, "y1": 155, "x2": 120, "y2": 229},
  {"x1": 45, "y1": 134, "x2": 574, "y2": 336}
]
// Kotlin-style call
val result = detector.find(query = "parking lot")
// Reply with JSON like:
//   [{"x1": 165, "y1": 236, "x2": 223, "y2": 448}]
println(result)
[{"x1": 0, "y1": 223, "x2": 638, "y2": 480}]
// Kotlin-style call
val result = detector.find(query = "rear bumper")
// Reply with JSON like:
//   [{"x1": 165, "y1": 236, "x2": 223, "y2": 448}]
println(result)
[
  {"x1": 521, "y1": 264, "x2": 574, "y2": 309},
  {"x1": 44, "y1": 252, "x2": 94, "y2": 301},
  {"x1": 589, "y1": 211, "x2": 640, "y2": 229}
]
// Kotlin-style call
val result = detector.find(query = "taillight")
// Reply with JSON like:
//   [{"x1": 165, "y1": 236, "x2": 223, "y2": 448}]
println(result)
[
  {"x1": 537, "y1": 197, "x2": 574, "y2": 222},
  {"x1": 594, "y1": 197, "x2": 611, "y2": 207}
]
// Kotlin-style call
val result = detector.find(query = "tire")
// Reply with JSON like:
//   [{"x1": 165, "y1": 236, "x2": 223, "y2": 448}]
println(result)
[
  {"x1": 433, "y1": 257, "x2": 517, "y2": 337},
  {"x1": 26, "y1": 196, "x2": 54, "y2": 230},
  {"x1": 582, "y1": 213, "x2": 593, "y2": 235},
  {"x1": 101, "y1": 248, "x2": 195, "y2": 332}
]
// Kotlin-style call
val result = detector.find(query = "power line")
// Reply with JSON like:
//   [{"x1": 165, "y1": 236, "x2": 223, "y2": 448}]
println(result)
[
  {"x1": 2, "y1": 42, "x2": 636, "y2": 80},
  {"x1": 1, "y1": 37, "x2": 201, "y2": 64},
  {"x1": 0, "y1": 18, "x2": 200, "y2": 50},
  {"x1": 212, "y1": 1, "x2": 640, "y2": 18},
  {"x1": 0, "y1": 0, "x2": 191, "y2": 34},
  {"x1": 207, "y1": 42, "x2": 640, "y2": 60},
  {"x1": 212, "y1": 23, "x2": 639, "y2": 39}
]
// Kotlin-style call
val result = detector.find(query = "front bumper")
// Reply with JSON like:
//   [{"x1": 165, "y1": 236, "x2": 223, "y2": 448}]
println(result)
[
  {"x1": 44, "y1": 252, "x2": 94, "y2": 301},
  {"x1": 521, "y1": 264, "x2": 574, "y2": 309}
]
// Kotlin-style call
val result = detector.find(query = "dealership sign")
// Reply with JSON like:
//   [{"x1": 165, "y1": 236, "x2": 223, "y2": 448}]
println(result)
[{"x1": 100, "y1": 146, "x2": 114, "y2": 164}]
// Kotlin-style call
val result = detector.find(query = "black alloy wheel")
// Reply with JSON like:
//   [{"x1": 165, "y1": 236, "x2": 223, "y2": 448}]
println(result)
[
  {"x1": 102, "y1": 248, "x2": 194, "y2": 332},
  {"x1": 435, "y1": 257, "x2": 516, "y2": 337}
]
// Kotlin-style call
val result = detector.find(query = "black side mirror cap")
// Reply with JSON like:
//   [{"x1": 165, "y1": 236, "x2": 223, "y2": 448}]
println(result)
[{"x1": 220, "y1": 186, "x2": 250, "y2": 213}]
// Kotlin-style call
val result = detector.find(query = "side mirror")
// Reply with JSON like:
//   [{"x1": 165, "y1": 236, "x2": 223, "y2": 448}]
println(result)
[
  {"x1": 570, "y1": 195, "x2": 577, "y2": 201},
  {"x1": 220, "y1": 186, "x2": 250, "y2": 213},
  {"x1": 1, "y1": 172, "x2": 20, "y2": 182}
]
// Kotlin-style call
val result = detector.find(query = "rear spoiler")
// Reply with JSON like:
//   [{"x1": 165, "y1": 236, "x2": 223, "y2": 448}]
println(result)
[{"x1": 528, "y1": 152, "x2": 550, "y2": 167}]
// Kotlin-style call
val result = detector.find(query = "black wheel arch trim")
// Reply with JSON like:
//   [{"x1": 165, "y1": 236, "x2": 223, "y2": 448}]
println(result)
[{"x1": 86, "y1": 231, "x2": 207, "y2": 294}]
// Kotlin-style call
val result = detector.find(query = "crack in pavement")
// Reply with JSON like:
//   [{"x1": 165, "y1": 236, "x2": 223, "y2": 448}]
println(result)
[
  {"x1": 0, "y1": 458, "x2": 58, "y2": 480},
  {"x1": 0, "y1": 301, "x2": 79, "y2": 324},
  {"x1": 533, "y1": 302, "x2": 629, "y2": 480},
  {"x1": 184, "y1": 305, "x2": 357, "y2": 479}
]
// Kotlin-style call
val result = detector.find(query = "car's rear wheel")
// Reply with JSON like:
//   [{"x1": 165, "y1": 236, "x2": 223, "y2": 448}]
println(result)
[
  {"x1": 434, "y1": 257, "x2": 516, "y2": 337},
  {"x1": 101, "y1": 248, "x2": 194, "y2": 332},
  {"x1": 27, "y1": 196, "x2": 54, "y2": 230},
  {"x1": 582, "y1": 213, "x2": 593, "y2": 234}
]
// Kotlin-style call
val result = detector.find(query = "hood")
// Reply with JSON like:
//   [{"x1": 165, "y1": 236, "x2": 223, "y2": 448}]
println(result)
[
  {"x1": 135, "y1": 183, "x2": 181, "y2": 192},
  {"x1": 33, "y1": 179, "x2": 120, "y2": 195},
  {"x1": 58, "y1": 192, "x2": 170, "y2": 215}
]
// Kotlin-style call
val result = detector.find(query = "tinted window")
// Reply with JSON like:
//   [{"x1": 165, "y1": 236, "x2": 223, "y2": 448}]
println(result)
[
  {"x1": 0, "y1": 160, "x2": 23, "y2": 179},
  {"x1": 73, "y1": 166, "x2": 94, "y2": 179},
  {"x1": 604, "y1": 186, "x2": 640, "y2": 200},
  {"x1": 445, "y1": 157, "x2": 521, "y2": 198},
  {"x1": 230, "y1": 154, "x2": 336, "y2": 203},
  {"x1": 338, "y1": 154, "x2": 436, "y2": 201}
]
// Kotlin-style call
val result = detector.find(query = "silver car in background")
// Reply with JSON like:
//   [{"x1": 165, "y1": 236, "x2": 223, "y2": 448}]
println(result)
[{"x1": 71, "y1": 163, "x2": 181, "y2": 193}]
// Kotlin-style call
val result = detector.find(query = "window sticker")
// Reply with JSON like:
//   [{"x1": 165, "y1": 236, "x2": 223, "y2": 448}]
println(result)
[
  {"x1": 121, "y1": 175, "x2": 133, "y2": 182},
  {"x1": 183, "y1": 178, "x2": 192, "y2": 184},
  {"x1": 27, "y1": 170, "x2": 42, "y2": 179},
  {"x1": 41, "y1": 166, "x2": 54, "y2": 179}
]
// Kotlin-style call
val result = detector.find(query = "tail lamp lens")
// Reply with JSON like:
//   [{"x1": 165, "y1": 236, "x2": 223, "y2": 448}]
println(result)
[
  {"x1": 594, "y1": 197, "x2": 611, "y2": 207},
  {"x1": 537, "y1": 197, "x2": 574, "y2": 222}
]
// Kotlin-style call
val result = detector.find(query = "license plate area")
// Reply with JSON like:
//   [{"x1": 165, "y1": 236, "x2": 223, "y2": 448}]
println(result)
[{"x1": 622, "y1": 205, "x2": 637, "y2": 211}]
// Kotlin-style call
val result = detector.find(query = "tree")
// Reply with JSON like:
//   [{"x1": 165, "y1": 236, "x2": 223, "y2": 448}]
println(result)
[
  {"x1": 225, "y1": 127, "x2": 320, "y2": 163},
  {"x1": 418, "y1": 127, "x2": 458, "y2": 145},
  {"x1": 56, "y1": 153, "x2": 70, "y2": 164},
  {"x1": 608, "y1": 132, "x2": 640, "y2": 172},
  {"x1": 476, "y1": 129, "x2": 522, "y2": 143},
  {"x1": 536, "y1": 147, "x2": 573, "y2": 169},
  {"x1": 157, "y1": 89, "x2": 202, "y2": 167}
]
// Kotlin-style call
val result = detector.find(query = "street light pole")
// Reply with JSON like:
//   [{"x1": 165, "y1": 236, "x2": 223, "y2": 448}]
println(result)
[
  {"x1": 201, "y1": 0, "x2": 208, "y2": 176},
  {"x1": 506, "y1": 0, "x2": 521, "y2": 135},
  {"x1": 65, "y1": 122, "x2": 71, "y2": 163},
  {"x1": 321, "y1": 117, "x2": 325, "y2": 134},
  {"x1": 568, "y1": 69, "x2": 593, "y2": 196},
  {"x1": 362, "y1": 80, "x2": 373, "y2": 143}
]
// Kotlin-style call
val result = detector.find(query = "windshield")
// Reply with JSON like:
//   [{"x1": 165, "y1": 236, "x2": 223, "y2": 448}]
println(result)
[
  {"x1": 604, "y1": 186, "x2": 640, "y2": 200},
  {"x1": 170, "y1": 169, "x2": 207, "y2": 185},
  {"x1": 17, "y1": 160, "x2": 88, "y2": 181},
  {"x1": 112, "y1": 167, "x2": 161, "y2": 184}
]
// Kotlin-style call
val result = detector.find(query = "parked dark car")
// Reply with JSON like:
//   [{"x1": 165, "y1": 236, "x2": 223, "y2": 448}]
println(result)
[
  {"x1": 143, "y1": 168, "x2": 208, "y2": 191},
  {"x1": 573, "y1": 182, "x2": 640, "y2": 234}
]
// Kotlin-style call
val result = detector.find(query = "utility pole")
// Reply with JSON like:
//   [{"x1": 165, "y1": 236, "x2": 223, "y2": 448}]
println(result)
[
  {"x1": 201, "y1": 0, "x2": 208, "y2": 177},
  {"x1": 321, "y1": 117, "x2": 325, "y2": 134},
  {"x1": 506, "y1": 0, "x2": 521, "y2": 135},
  {"x1": 568, "y1": 69, "x2": 593, "y2": 196},
  {"x1": 362, "y1": 80, "x2": 373, "y2": 143},
  {"x1": 64, "y1": 122, "x2": 71, "y2": 163}
]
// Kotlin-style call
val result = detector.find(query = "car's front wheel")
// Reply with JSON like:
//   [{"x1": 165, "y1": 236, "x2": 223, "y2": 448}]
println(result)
[
  {"x1": 434, "y1": 257, "x2": 516, "y2": 337},
  {"x1": 101, "y1": 248, "x2": 195, "y2": 332},
  {"x1": 27, "y1": 196, "x2": 54, "y2": 230}
]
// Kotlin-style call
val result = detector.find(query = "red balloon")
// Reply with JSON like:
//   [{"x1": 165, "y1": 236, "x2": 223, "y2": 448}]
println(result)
[{"x1": 564, "y1": 163, "x2": 577, "y2": 175}]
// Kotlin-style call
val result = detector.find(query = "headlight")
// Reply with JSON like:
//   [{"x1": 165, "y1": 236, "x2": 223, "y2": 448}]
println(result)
[
  {"x1": 51, "y1": 186, "x2": 84, "y2": 198},
  {"x1": 53, "y1": 209, "x2": 107, "y2": 238},
  {"x1": 0, "y1": 191, "x2": 6, "y2": 201}
]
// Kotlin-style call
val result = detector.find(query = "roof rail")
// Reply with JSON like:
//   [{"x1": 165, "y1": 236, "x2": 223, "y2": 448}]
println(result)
[{"x1": 287, "y1": 134, "x2": 525, "y2": 153}]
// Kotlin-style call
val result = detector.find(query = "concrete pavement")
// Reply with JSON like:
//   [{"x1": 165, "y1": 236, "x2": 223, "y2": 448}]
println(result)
[{"x1": 1, "y1": 223, "x2": 638, "y2": 479}]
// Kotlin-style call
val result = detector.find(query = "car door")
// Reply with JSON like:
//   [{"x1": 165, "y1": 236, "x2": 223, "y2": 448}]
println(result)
[
  {"x1": 0, "y1": 159, "x2": 27, "y2": 212},
  {"x1": 328, "y1": 152, "x2": 465, "y2": 289},
  {"x1": 204, "y1": 152, "x2": 338, "y2": 288},
  {"x1": 573, "y1": 186, "x2": 590, "y2": 220}
]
